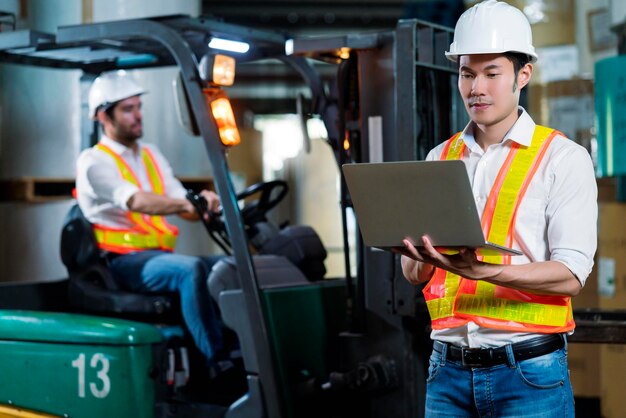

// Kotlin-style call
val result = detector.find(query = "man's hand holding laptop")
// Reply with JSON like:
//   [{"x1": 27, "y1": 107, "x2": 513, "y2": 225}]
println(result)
[{"x1": 392, "y1": 235, "x2": 503, "y2": 285}]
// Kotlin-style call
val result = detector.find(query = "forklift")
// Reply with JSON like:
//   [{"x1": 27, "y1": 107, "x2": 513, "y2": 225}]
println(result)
[
  {"x1": 0, "y1": 11, "x2": 622, "y2": 418},
  {"x1": 0, "y1": 14, "x2": 439, "y2": 418}
]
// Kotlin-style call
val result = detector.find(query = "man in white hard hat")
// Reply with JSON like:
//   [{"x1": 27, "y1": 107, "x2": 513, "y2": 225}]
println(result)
[
  {"x1": 395, "y1": 1, "x2": 597, "y2": 415},
  {"x1": 76, "y1": 70, "x2": 224, "y2": 364}
]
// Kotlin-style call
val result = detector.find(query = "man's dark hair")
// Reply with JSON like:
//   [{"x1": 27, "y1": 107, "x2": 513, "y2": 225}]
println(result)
[
  {"x1": 103, "y1": 103, "x2": 117, "y2": 121},
  {"x1": 504, "y1": 52, "x2": 532, "y2": 92},
  {"x1": 504, "y1": 52, "x2": 531, "y2": 74}
]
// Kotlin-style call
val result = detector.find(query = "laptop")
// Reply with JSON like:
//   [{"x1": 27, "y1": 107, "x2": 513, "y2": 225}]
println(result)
[{"x1": 342, "y1": 160, "x2": 523, "y2": 256}]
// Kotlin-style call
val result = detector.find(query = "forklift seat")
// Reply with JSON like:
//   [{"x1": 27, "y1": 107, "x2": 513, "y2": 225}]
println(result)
[
  {"x1": 60, "y1": 204, "x2": 178, "y2": 318},
  {"x1": 257, "y1": 225, "x2": 328, "y2": 281},
  {"x1": 208, "y1": 254, "x2": 311, "y2": 302}
]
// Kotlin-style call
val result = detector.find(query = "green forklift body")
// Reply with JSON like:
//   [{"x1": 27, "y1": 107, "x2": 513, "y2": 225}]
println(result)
[
  {"x1": 0, "y1": 310, "x2": 161, "y2": 418},
  {"x1": 262, "y1": 280, "x2": 347, "y2": 418}
]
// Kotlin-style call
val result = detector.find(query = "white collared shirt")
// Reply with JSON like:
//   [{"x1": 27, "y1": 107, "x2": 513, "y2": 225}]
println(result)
[
  {"x1": 76, "y1": 135, "x2": 187, "y2": 228},
  {"x1": 425, "y1": 107, "x2": 598, "y2": 347}
]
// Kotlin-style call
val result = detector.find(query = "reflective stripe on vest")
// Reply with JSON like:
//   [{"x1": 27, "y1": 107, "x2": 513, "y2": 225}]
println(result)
[
  {"x1": 140, "y1": 147, "x2": 179, "y2": 239},
  {"x1": 423, "y1": 126, "x2": 575, "y2": 333},
  {"x1": 93, "y1": 143, "x2": 179, "y2": 253}
]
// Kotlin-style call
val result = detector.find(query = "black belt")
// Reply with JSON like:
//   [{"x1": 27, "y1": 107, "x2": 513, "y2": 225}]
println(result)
[
  {"x1": 433, "y1": 334, "x2": 565, "y2": 368},
  {"x1": 103, "y1": 251, "x2": 121, "y2": 263}
]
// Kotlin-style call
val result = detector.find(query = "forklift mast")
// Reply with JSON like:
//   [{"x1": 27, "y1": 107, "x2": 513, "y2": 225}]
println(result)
[
  {"x1": 0, "y1": 15, "x2": 290, "y2": 417},
  {"x1": 290, "y1": 19, "x2": 466, "y2": 417},
  {"x1": 0, "y1": 15, "x2": 466, "y2": 417}
]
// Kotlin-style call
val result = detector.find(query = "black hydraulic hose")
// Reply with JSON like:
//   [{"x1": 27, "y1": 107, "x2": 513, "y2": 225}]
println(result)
[{"x1": 337, "y1": 57, "x2": 365, "y2": 334}]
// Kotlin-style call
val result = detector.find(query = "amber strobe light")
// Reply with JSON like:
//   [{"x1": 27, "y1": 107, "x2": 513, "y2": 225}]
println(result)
[
  {"x1": 212, "y1": 54, "x2": 235, "y2": 86},
  {"x1": 210, "y1": 97, "x2": 241, "y2": 146}
]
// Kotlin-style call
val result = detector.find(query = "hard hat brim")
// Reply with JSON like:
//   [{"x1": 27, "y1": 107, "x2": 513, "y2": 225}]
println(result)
[{"x1": 445, "y1": 50, "x2": 538, "y2": 64}]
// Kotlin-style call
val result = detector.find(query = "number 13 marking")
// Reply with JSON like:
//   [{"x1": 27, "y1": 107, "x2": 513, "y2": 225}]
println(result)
[{"x1": 71, "y1": 353, "x2": 111, "y2": 399}]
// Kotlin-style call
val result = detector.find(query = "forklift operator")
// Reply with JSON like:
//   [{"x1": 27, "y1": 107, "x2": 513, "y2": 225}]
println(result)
[
  {"x1": 75, "y1": 71, "x2": 224, "y2": 364},
  {"x1": 396, "y1": 1, "x2": 597, "y2": 416}
]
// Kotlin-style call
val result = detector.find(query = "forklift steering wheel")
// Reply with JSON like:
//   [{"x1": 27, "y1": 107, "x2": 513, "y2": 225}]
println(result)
[
  {"x1": 185, "y1": 180, "x2": 288, "y2": 255},
  {"x1": 186, "y1": 190, "x2": 232, "y2": 254},
  {"x1": 237, "y1": 180, "x2": 288, "y2": 224}
]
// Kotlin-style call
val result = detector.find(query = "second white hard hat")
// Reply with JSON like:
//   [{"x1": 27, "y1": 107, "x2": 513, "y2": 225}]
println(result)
[
  {"x1": 445, "y1": 0, "x2": 538, "y2": 63},
  {"x1": 88, "y1": 70, "x2": 146, "y2": 119}
]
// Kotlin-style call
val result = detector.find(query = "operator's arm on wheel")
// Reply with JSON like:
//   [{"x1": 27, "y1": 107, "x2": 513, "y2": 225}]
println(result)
[
  {"x1": 127, "y1": 191, "x2": 197, "y2": 218},
  {"x1": 128, "y1": 189, "x2": 220, "y2": 221},
  {"x1": 126, "y1": 145, "x2": 220, "y2": 221}
]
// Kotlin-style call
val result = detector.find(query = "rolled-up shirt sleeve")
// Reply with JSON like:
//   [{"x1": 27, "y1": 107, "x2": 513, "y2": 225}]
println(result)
[
  {"x1": 83, "y1": 154, "x2": 139, "y2": 211},
  {"x1": 546, "y1": 145, "x2": 598, "y2": 286}
]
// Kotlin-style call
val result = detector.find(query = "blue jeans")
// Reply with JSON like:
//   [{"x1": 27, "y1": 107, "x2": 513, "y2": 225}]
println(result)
[
  {"x1": 425, "y1": 341, "x2": 574, "y2": 417},
  {"x1": 109, "y1": 250, "x2": 224, "y2": 362}
]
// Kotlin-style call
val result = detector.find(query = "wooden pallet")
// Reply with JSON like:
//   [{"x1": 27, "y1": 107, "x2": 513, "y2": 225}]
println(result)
[
  {"x1": 0, "y1": 177, "x2": 215, "y2": 202},
  {"x1": 0, "y1": 178, "x2": 75, "y2": 202}
]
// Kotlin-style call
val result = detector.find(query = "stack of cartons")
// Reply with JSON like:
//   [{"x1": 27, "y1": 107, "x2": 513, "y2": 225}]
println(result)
[
  {"x1": 597, "y1": 202, "x2": 626, "y2": 417},
  {"x1": 463, "y1": 0, "x2": 576, "y2": 48},
  {"x1": 569, "y1": 262, "x2": 601, "y2": 402},
  {"x1": 527, "y1": 79, "x2": 594, "y2": 151}
]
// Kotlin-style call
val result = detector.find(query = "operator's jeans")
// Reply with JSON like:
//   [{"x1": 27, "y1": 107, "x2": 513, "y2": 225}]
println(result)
[
  {"x1": 108, "y1": 250, "x2": 224, "y2": 362},
  {"x1": 425, "y1": 342, "x2": 574, "y2": 417}
]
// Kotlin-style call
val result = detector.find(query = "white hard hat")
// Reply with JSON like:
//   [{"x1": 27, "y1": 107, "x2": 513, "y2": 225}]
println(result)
[
  {"x1": 445, "y1": 0, "x2": 538, "y2": 63},
  {"x1": 88, "y1": 70, "x2": 146, "y2": 118}
]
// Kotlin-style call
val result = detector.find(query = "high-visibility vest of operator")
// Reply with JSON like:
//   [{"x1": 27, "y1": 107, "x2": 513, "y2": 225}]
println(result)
[
  {"x1": 396, "y1": 1, "x2": 597, "y2": 416},
  {"x1": 75, "y1": 70, "x2": 224, "y2": 365}
]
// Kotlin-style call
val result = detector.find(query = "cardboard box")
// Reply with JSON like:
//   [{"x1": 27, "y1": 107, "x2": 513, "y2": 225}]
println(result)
[
  {"x1": 546, "y1": 79, "x2": 594, "y2": 147},
  {"x1": 600, "y1": 344, "x2": 626, "y2": 418},
  {"x1": 535, "y1": 44, "x2": 580, "y2": 84},
  {"x1": 547, "y1": 79, "x2": 594, "y2": 129},
  {"x1": 569, "y1": 343, "x2": 601, "y2": 398},
  {"x1": 598, "y1": 203, "x2": 626, "y2": 307},
  {"x1": 526, "y1": 83, "x2": 546, "y2": 125},
  {"x1": 575, "y1": 261, "x2": 599, "y2": 309},
  {"x1": 526, "y1": 0, "x2": 576, "y2": 48},
  {"x1": 569, "y1": 262, "x2": 600, "y2": 398},
  {"x1": 464, "y1": 0, "x2": 575, "y2": 47},
  {"x1": 526, "y1": 79, "x2": 594, "y2": 148},
  {"x1": 597, "y1": 203, "x2": 626, "y2": 415},
  {"x1": 597, "y1": 178, "x2": 616, "y2": 203}
]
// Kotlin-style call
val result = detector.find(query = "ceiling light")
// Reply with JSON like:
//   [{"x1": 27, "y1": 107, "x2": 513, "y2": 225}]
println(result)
[{"x1": 208, "y1": 38, "x2": 249, "y2": 54}]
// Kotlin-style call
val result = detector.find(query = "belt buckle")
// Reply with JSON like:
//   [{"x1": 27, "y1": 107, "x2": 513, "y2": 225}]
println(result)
[{"x1": 461, "y1": 347, "x2": 484, "y2": 368}]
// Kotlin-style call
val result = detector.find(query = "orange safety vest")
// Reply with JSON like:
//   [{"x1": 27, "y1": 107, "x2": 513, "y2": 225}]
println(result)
[
  {"x1": 422, "y1": 125, "x2": 575, "y2": 333},
  {"x1": 92, "y1": 143, "x2": 179, "y2": 254}
]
